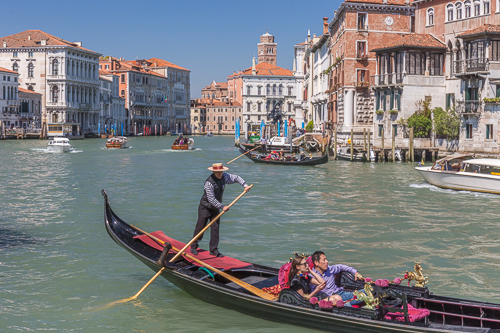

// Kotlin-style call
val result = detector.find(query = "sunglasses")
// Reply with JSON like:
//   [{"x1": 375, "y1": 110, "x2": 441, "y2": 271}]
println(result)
[{"x1": 299, "y1": 262, "x2": 308, "y2": 266}]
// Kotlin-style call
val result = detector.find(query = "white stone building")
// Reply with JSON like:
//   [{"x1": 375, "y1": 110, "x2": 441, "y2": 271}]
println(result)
[
  {"x1": 293, "y1": 41, "x2": 307, "y2": 128},
  {"x1": 0, "y1": 67, "x2": 20, "y2": 128},
  {"x1": 0, "y1": 30, "x2": 101, "y2": 137},
  {"x1": 99, "y1": 73, "x2": 126, "y2": 135}
]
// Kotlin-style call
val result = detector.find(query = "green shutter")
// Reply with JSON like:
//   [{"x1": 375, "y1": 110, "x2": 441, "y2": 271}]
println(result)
[
  {"x1": 376, "y1": 92, "x2": 380, "y2": 110},
  {"x1": 397, "y1": 91, "x2": 401, "y2": 110},
  {"x1": 465, "y1": 88, "x2": 470, "y2": 101},
  {"x1": 383, "y1": 92, "x2": 387, "y2": 111},
  {"x1": 496, "y1": 85, "x2": 500, "y2": 98},
  {"x1": 446, "y1": 94, "x2": 451, "y2": 109},
  {"x1": 390, "y1": 90, "x2": 394, "y2": 110}
]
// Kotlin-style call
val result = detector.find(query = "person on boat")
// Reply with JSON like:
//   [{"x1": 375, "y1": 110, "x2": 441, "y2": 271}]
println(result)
[
  {"x1": 174, "y1": 137, "x2": 180, "y2": 145},
  {"x1": 286, "y1": 255, "x2": 327, "y2": 300},
  {"x1": 310, "y1": 251, "x2": 365, "y2": 306},
  {"x1": 298, "y1": 151, "x2": 306, "y2": 161},
  {"x1": 261, "y1": 136, "x2": 267, "y2": 154},
  {"x1": 270, "y1": 151, "x2": 278, "y2": 160},
  {"x1": 190, "y1": 163, "x2": 251, "y2": 258}
]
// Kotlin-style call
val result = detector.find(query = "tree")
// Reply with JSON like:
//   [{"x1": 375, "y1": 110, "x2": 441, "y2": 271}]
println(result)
[
  {"x1": 305, "y1": 121, "x2": 314, "y2": 131},
  {"x1": 407, "y1": 99, "x2": 432, "y2": 138},
  {"x1": 433, "y1": 107, "x2": 460, "y2": 140}
]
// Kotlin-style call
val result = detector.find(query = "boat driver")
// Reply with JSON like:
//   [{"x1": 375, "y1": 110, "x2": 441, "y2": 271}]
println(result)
[
  {"x1": 190, "y1": 163, "x2": 251, "y2": 258},
  {"x1": 310, "y1": 251, "x2": 365, "y2": 306}
]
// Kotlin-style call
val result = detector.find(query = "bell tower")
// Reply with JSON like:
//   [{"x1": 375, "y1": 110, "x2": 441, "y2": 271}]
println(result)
[{"x1": 257, "y1": 30, "x2": 277, "y2": 65}]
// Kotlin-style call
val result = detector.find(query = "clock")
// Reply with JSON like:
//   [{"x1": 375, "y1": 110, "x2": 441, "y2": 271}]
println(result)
[{"x1": 385, "y1": 16, "x2": 394, "y2": 26}]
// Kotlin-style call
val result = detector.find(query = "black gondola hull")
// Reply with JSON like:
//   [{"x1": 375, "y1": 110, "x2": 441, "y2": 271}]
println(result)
[{"x1": 238, "y1": 147, "x2": 328, "y2": 166}]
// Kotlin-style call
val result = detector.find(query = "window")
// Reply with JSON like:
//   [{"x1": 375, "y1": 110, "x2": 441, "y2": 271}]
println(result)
[
  {"x1": 28, "y1": 52, "x2": 33, "y2": 58},
  {"x1": 466, "y1": 123, "x2": 473, "y2": 139},
  {"x1": 13, "y1": 62, "x2": 18, "y2": 72},
  {"x1": 357, "y1": 13, "x2": 367, "y2": 30},
  {"x1": 427, "y1": 8, "x2": 434, "y2": 25},
  {"x1": 266, "y1": 84, "x2": 270, "y2": 95},
  {"x1": 247, "y1": 86, "x2": 251, "y2": 95},
  {"x1": 288, "y1": 87, "x2": 292, "y2": 96},
  {"x1": 447, "y1": 3, "x2": 454, "y2": 21},
  {"x1": 28, "y1": 63, "x2": 34, "y2": 78},
  {"x1": 52, "y1": 59, "x2": 59, "y2": 75},
  {"x1": 465, "y1": 1, "x2": 471, "y2": 17},
  {"x1": 52, "y1": 86, "x2": 59, "y2": 103},
  {"x1": 257, "y1": 86, "x2": 261, "y2": 95},
  {"x1": 392, "y1": 124, "x2": 398, "y2": 137},
  {"x1": 484, "y1": 0, "x2": 490, "y2": 13},
  {"x1": 430, "y1": 53, "x2": 444, "y2": 76},
  {"x1": 105, "y1": 64, "x2": 109, "y2": 69},
  {"x1": 279, "y1": 84, "x2": 283, "y2": 95},
  {"x1": 272, "y1": 84, "x2": 276, "y2": 95},
  {"x1": 357, "y1": 41, "x2": 367, "y2": 58},
  {"x1": 406, "y1": 52, "x2": 426, "y2": 75},
  {"x1": 13, "y1": 51, "x2": 18, "y2": 57},
  {"x1": 378, "y1": 124, "x2": 384, "y2": 137},
  {"x1": 247, "y1": 102, "x2": 251, "y2": 111},
  {"x1": 121, "y1": 90, "x2": 125, "y2": 97},
  {"x1": 486, "y1": 124, "x2": 493, "y2": 139},
  {"x1": 121, "y1": 74, "x2": 125, "y2": 83},
  {"x1": 456, "y1": 2, "x2": 463, "y2": 18},
  {"x1": 446, "y1": 93, "x2": 455, "y2": 108},
  {"x1": 288, "y1": 103, "x2": 292, "y2": 112},
  {"x1": 474, "y1": 0, "x2": 481, "y2": 15},
  {"x1": 258, "y1": 102, "x2": 261, "y2": 112}
]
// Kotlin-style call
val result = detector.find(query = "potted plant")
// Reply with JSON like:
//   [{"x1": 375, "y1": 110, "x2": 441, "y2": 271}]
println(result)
[
  {"x1": 375, "y1": 110, "x2": 384, "y2": 115},
  {"x1": 389, "y1": 109, "x2": 399, "y2": 115}
]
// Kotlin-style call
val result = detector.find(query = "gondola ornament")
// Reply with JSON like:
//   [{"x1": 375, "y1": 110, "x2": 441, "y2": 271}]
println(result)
[{"x1": 404, "y1": 261, "x2": 429, "y2": 288}]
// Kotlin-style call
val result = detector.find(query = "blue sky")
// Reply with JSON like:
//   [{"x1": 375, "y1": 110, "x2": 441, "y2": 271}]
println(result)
[{"x1": 2, "y1": 0, "x2": 340, "y2": 97}]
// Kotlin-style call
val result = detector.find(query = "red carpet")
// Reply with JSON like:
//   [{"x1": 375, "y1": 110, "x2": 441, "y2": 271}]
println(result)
[{"x1": 134, "y1": 231, "x2": 251, "y2": 270}]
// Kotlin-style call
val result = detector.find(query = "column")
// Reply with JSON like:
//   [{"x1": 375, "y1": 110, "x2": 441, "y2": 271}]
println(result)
[{"x1": 425, "y1": 52, "x2": 430, "y2": 76}]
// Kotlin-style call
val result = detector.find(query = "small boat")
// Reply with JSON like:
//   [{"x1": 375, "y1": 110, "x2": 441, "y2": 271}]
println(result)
[
  {"x1": 415, "y1": 153, "x2": 500, "y2": 194},
  {"x1": 47, "y1": 137, "x2": 72, "y2": 153},
  {"x1": 102, "y1": 189, "x2": 500, "y2": 333},
  {"x1": 337, "y1": 146, "x2": 375, "y2": 162},
  {"x1": 240, "y1": 136, "x2": 299, "y2": 153},
  {"x1": 171, "y1": 138, "x2": 194, "y2": 150},
  {"x1": 206, "y1": 132, "x2": 214, "y2": 137},
  {"x1": 105, "y1": 136, "x2": 128, "y2": 149},
  {"x1": 238, "y1": 146, "x2": 328, "y2": 166}
]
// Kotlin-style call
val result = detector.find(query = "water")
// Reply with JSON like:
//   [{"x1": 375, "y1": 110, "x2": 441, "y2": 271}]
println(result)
[{"x1": 1, "y1": 136, "x2": 499, "y2": 332}]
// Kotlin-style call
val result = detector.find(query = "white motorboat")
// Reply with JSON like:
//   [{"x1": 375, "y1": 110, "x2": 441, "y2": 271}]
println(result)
[
  {"x1": 415, "y1": 153, "x2": 500, "y2": 194},
  {"x1": 336, "y1": 146, "x2": 375, "y2": 162},
  {"x1": 47, "y1": 137, "x2": 72, "y2": 153},
  {"x1": 106, "y1": 136, "x2": 128, "y2": 149}
]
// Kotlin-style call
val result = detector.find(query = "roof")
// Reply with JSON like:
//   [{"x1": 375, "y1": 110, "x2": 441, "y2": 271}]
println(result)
[
  {"x1": 228, "y1": 62, "x2": 293, "y2": 78},
  {"x1": 371, "y1": 34, "x2": 446, "y2": 52},
  {"x1": 346, "y1": 0, "x2": 410, "y2": 4},
  {"x1": 457, "y1": 24, "x2": 500, "y2": 38},
  {"x1": 207, "y1": 101, "x2": 242, "y2": 107},
  {"x1": 106, "y1": 60, "x2": 167, "y2": 78},
  {"x1": 0, "y1": 66, "x2": 18, "y2": 74},
  {"x1": 203, "y1": 81, "x2": 228, "y2": 90},
  {"x1": 436, "y1": 153, "x2": 475, "y2": 164},
  {"x1": 146, "y1": 57, "x2": 189, "y2": 71},
  {"x1": 0, "y1": 30, "x2": 99, "y2": 54},
  {"x1": 465, "y1": 158, "x2": 500, "y2": 168},
  {"x1": 18, "y1": 87, "x2": 41, "y2": 95}
]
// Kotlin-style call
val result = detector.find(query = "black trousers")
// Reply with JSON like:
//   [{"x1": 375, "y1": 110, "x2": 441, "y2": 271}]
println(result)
[{"x1": 191, "y1": 205, "x2": 220, "y2": 253}]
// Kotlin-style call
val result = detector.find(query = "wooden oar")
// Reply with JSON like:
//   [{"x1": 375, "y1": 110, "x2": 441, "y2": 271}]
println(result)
[
  {"x1": 169, "y1": 184, "x2": 253, "y2": 263},
  {"x1": 131, "y1": 225, "x2": 277, "y2": 301},
  {"x1": 227, "y1": 145, "x2": 261, "y2": 164}
]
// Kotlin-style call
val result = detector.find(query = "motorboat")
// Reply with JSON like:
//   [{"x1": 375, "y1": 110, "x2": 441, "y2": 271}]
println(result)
[
  {"x1": 415, "y1": 153, "x2": 500, "y2": 194},
  {"x1": 171, "y1": 137, "x2": 194, "y2": 150},
  {"x1": 102, "y1": 189, "x2": 500, "y2": 333},
  {"x1": 206, "y1": 132, "x2": 213, "y2": 137},
  {"x1": 240, "y1": 136, "x2": 299, "y2": 153},
  {"x1": 47, "y1": 137, "x2": 72, "y2": 153},
  {"x1": 238, "y1": 146, "x2": 328, "y2": 166},
  {"x1": 337, "y1": 146, "x2": 375, "y2": 162},
  {"x1": 105, "y1": 136, "x2": 128, "y2": 149}
]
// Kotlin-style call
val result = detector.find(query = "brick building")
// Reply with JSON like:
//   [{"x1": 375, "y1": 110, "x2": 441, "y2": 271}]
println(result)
[
  {"x1": 201, "y1": 81, "x2": 228, "y2": 100},
  {"x1": 327, "y1": 0, "x2": 415, "y2": 139},
  {"x1": 205, "y1": 100, "x2": 242, "y2": 134},
  {"x1": 258, "y1": 31, "x2": 277, "y2": 65},
  {"x1": 190, "y1": 99, "x2": 207, "y2": 133}
]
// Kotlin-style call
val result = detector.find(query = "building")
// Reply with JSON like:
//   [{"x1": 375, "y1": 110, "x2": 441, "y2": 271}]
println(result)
[
  {"x1": 18, "y1": 87, "x2": 41, "y2": 129},
  {"x1": 327, "y1": 0, "x2": 415, "y2": 140},
  {"x1": 190, "y1": 99, "x2": 207, "y2": 133},
  {"x1": 99, "y1": 72, "x2": 126, "y2": 135},
  {"x1": 0, "y1": 67, "x2": 20, "y2": 129},
  {"x1": 293, "y1": 41, "x2": 308, "y2": 128},
  {"x1": 258, "y1": 30, "x2": 277, "y2": 66},
  {"x1": 201, "y1": 81, "x2": 228, "y2": 100},
  {"x1": 205, "y1": 100, "x2": 242, "y2": 134},
  {"x1": 0, "y1": 30, "x2": 101, "y2": 136}
]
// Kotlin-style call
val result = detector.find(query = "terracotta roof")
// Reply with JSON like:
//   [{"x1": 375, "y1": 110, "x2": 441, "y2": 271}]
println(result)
[
  {"x1": 457, "y1": 24, "x2": 500, "y2": 38},
  {"x1": 105, "y1": 59, "x2": 166, "y2": 78},
  {"x1": 146, "y1": 57, "x2": 189, "y2": 71},
  {"x1": 208, "y1": 101, "x2": 242, "y2": 107},
  {"x1": 371, "y1": 34, "x2": 446, "y2": 52},
  {"x1": 18, "y1": 87, "x2": 41, "y2": 95},
  {"x1": 228, "y1": 62, "x2": 293, "y2": 78},
  {"x1": 346, "y1": 0, "x2": 410, "y2": 4},
  {"x1": 0, "y1": 30, "x2": 99, "y2": 54},
  {"x1": 0, "y1": 66, "x2": 18, "y2": 74}
]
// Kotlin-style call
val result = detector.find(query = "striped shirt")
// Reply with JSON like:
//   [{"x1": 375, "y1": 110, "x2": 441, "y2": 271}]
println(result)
[{"x1": 204, "y1": 173, "x2": 247, "y2": 209}]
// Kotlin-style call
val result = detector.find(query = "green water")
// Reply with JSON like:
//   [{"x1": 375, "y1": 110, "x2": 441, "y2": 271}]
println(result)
[{"x1": 1, "y1": 136, "x2": 499, "y2": 332}]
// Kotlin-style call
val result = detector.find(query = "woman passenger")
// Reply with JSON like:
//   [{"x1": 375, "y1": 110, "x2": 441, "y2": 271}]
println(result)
[{"x1": 286, "y1": 255, "x2": 327, "y2": 300}]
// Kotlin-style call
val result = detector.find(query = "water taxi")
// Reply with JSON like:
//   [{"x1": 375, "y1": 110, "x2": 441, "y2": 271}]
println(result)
[
  {"x1": 105, "y1": 136, "x2": 128, "y2": 149},
  {"x1": 47, "y1": 137, "x2": 72, "y2": 153},
  {"x1": 415, "y1": 153, "x2": 500, "y2": 194},
  {"x1": 171, "y1": 137, "x2": 194, "y2": 150}
]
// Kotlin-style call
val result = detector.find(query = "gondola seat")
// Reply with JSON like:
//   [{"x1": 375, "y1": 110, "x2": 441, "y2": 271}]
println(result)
[{"x1": 278, "y1": 288, "x2": 317, "y2": 309}]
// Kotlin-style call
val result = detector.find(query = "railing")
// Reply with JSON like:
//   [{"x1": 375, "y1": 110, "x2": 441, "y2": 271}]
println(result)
[
  {"x1": 356, "y1": 53, "x2": 369, "y2": 60},
  {"x1": 453, "y1": 58, "x2": 489, "y2": 75},
  {"x1": 387, "y1": 73, "x2": 393, "y2": 85},
  {"x1": 456, "y1": 100, "x2": 482, "y2": 114},
  {"x1": 355, "y1": 81, "x2": 370, "y2": 88}
]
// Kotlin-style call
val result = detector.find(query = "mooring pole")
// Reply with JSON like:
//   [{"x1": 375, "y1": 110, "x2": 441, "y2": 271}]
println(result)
[
  {"x1": 367, "y1": 129, "x2": 371, "y2": 162},
  {"x1": 350, "y1": 129, "x2": 354, "y2": 161},
  {"x1": 381, "y1": 128, "x2": 385, "y2": 162},
  {"x1": 392, "y1": 128, "x2": 395, "y2": 163},
  {"x1": 334, "y1": 128, "x2": 337, "y2": 160},
  {"x1": 410, "y1": 128, "x2": 414, "y2": 163}
]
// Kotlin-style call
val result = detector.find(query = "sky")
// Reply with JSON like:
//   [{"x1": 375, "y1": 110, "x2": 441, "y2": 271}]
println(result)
[{"x1": 1, "y1": 0, "x2": 341, "y2": 98}]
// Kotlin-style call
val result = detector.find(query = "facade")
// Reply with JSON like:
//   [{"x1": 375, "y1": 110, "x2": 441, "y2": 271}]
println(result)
[
  {"x1": 99, "y1": 72, "x2": 126, "y2": 134},
  {"x1": 327, "y1": 0, "x2": 415, "y2": 138},
  {"x1": 293, "y1": 41, "x2": 308, "y2": 127},
  {"x1": 18, "y1": 87, "x2": 42, "y2": 129},
  {"x1": 201, "y1": 81, "x2": 228, "y2": 100},
  {"x1": 205, "y1": 100, "x2": 242, "y2": 134},
  {"x1": 0, "y1": 30, "x2": 101, "y2": 136},
  {"x1": 190, "y1": 99, "x2": 207, "y2": 133},
  {"x1": 0, "y1": 67, "x2": 20, "y2": 128}
]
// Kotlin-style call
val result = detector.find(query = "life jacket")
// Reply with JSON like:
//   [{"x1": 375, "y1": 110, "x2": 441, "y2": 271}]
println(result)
[{"x1": 199, "y1": 173, "x2": 226, "y2": 210}]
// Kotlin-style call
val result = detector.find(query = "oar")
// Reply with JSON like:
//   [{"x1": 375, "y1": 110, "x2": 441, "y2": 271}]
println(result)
[
  {"x1": 227, "y1": 146, "x2": 261, "y2": 164},
  {"x1": 131, "y1": 225, "x2": 277, "y2": 301},
  {"x1": 169, "y1": 184, "x2": 253, "y2": 263}
]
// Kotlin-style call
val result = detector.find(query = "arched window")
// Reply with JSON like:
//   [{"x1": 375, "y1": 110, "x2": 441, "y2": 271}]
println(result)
[
  {"x1": 484, "y1": 0, "x2": 490, "y2": 14},
  {"x1": 427, "y1": 8, "x2": 434, "y2": 25},
  {"x1": 247, "y1": 101, "x2": 251, "y2": 112},
  {"x1": 52, "y1": 86, "x2": 59, "y2": 103},
  {"x1": 465, "y1": 1, "x2": 471, "y2": 17},
  {"x1": 247, "y1": 86, "x2": 251, "y2": 95},
  {"x1": 258, "y1": 102, "x2": 261, "y2": 112},
  {"x1": 272, "y1": 84, "x2": 277, "y2": 95},
  {"x1": 278, "y1": 84, "x2": 283, "y2": 95},
  {"x1": 12, "y1": 62, "x2": 18, "y2": 72},
  {"x1": 257, "y1": 86, "x2": 261, "y2": 95},
  {"x1": 52, "y1": 59, "x2": 59, "y2": 75},
  {"x1": 456, "y1": 2, "x2": 463, "y2": 19},
  {"x1": 212, "y1": 93, "x2": 215, "y2": 99},
  {"x1": 474, "y1": 0, "x2": 481, "y2": 15},
  {"x1": 28, "y1": 63, "x2": 34, "y2": 78},
  {"x1": 266, "y1": 84, "x2": 270, "y2": 95},
  {"x1": 3, "y1": 86, "x2": 5, "y2": 99},
  {"x1": 447, "y1": 3, "x2": 454, "y2": 21}
]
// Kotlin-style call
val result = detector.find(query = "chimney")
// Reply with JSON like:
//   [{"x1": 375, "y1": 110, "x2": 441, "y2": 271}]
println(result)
[
  {"x1": 313, "y1": 33, "x2": 316, "y2": 38},
  {"x1": 28, "y1": 35, "x2": 31, "y2": 41},
  {"x1": 74, "y1": 42, "x2": 82, "y2": 47},
  {"x1": 293, "y1": 58, "x2": 296, "y2": 73},
  {"x1": 307, "y1": 29, "x2": 311, "y2": 42},
  {"x1": 2, "y1": 42, "x2": 6, "y2": 47},
  {"x1": 323, "y1": 17, "x2": 329, "y2": 34},
  {"x1": 41, "y1": 39, "x2": 47, "y2": 46},
  {"x1": 252, "y1": 57, "x2": 256, "y2": 75}
]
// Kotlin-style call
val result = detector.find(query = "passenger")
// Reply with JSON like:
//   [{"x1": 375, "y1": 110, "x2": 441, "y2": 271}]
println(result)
[
  {"x1": 310, "y1": 251, "x2": 365, "y2": 306},
  {"x1": 298, "y1": 151, "x2": 306, "y2": 161},
  {"x1": 271, "y1": 151, "x2": 278, "y2": 159},
  {"x1": 286, "y1": 255, "x2": 327, "y2": 300}
]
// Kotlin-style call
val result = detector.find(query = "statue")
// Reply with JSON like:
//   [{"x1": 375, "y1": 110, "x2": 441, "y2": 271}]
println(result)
[
  {"x1": 353, "y1": 283, "x2": 379, "y2": 310},
  {"x1": 404, "y1": 261, "x2": 429, "y2": 288}
]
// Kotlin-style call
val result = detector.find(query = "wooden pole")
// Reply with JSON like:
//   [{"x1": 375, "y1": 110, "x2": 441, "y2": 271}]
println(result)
[
  {"x1": 367, "y1": 129, "x2": 371, "y2": 162},
  {"x1": 410, "y1": 128, "x2": 414, "y2": 163},
  {"x1": 381, "y1": 128, "x2": 385, "y2": 162},
  {"x1": 227, "y1": 146, "x2": 260, "y2": 164},
  {"x1": 392, "y1": 127, "x2": 395, "y2": 163},
  {"x1": 334, "y1": 129, "x2": 337, "y2": 160},
  {"x1": 363, "y1": 128, "x2": 366, "y2": 152},
  {"x1": 350, "y1": 128, "x2": 354, "y2": 161}
]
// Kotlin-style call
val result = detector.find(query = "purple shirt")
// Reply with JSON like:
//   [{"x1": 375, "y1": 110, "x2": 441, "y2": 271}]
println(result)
[{"x1": 310, "y1": 264, "x2": 357, "y2": 296}]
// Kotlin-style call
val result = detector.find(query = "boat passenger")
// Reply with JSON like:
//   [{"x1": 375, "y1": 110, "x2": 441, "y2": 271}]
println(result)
[
  {"x1": 310, "y1": 251, "x2": 365, "y2": 306},
  {"x1": 298, "y1": 152, "x2": 306, "y2": 161},
  {"x1": 286, "y1": 255, "x2": 327, "y2": 300}
]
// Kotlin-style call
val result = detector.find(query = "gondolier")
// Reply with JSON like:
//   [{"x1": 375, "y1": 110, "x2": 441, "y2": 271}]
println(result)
[{"x1": 191, "y1": 163, "x2": 251, "y2": 257}]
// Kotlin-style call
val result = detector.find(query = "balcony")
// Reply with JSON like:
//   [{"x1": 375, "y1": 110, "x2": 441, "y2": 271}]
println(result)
[
  {"x1": 355, "y1": 81, "x2": 370, "y2": 89},
  {"x1": 356, "y1": 53, "x2": 369, "y2": 61},
  {"x1": 357, "y1": 24, "x2": 368, "y2": 32},
  {"x1": 453, "y1": 58, "x2": 489, "y2": 76},
  {"x1": 456, "y1": 100, "x2": 482, "y2": 114}
]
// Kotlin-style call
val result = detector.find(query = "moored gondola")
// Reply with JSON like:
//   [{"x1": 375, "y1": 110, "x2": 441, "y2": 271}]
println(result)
[
  {"x1": 238, "y1": 147, "x2": 328, "y2": 166},
  {"x1": 102, "y1": 190, "x2": 500, "y2": 332}
]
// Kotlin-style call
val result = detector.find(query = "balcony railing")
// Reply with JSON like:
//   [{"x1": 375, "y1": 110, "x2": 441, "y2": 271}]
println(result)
[
  {"x1": 356, "y1": 53, "x2": 369, "y2": 60},
  {"x1": 456, "y1": 100, "x2": 482, "y2": 114},
  {"x1": 356, "y1": 81, "x2": 370, "y2": 88},
  {"x1": 453, "y1": 58, "x2": 489, "y2": 75}
]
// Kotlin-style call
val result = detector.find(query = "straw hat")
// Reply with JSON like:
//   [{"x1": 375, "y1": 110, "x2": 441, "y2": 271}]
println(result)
[{"x1": 208, "y1": 163, "x2": 229, "y2": 172}]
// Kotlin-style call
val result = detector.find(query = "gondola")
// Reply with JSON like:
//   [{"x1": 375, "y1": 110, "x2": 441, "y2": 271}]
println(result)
[
  {"x1": 102, "y1": 189, "x2": 500, "y2": 333},
  {"x1": 238, "y1": 146, "x2": 328, "y2": 166}
]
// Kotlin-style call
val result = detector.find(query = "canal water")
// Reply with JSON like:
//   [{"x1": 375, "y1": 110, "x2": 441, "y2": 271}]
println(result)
[{"x1": 1, "y1": 135, "x2": 499, "y2": 332}]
